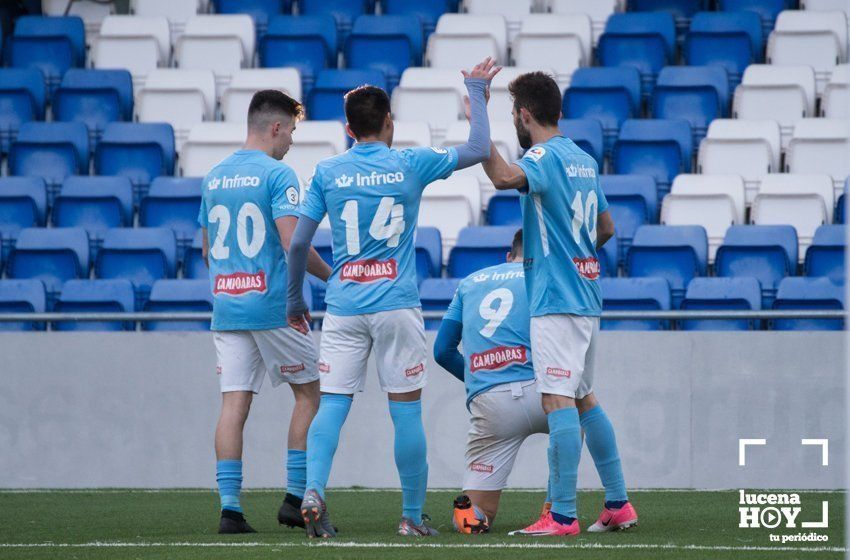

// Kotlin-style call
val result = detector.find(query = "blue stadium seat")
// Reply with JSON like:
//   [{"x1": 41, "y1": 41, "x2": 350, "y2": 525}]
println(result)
[
  {"x1": 415, "y1": 226, "x2": 442, "y2": 283},
  {"x1": 53, "y1": 279, "x2": 135, "y2": 331},
  {"x1": 52, "y1": 176, "x2": 134, "y2": 256},
  {"x1": 772, "y1": 277, "x2": 844, "y2": 331},
  {"x1": 0, "y1": 279, "x2": 46, "y2": 331},
  {"x1": 805, "y1": 225, "x2": 845, "y2": 282},
  {"x1": 601, "y1": 175, "x2": 658, "y2": 264},
  {"x1": 718, "y1": 0, "x2": 785, "y2": 37},
  {"x1": 715, "y1": 225, "x2": 797, "y2": 308},
  {"x1": 308, "y1": 69, "x2": 387, "y2": 121},
  {"x1": 651, "y1": 66, "x2": 729, "y2": 145},
  {"x1": 681, "y1": 277, "x2": 762, "y2": 330},
  {"x1": 8, "y1": 227, "x2": 89, "y2": 305},
  {"x1": 447, "y1": 226, "x2": 515, "y2": 278},
  {"x1": 313, "y1": 228, "x2": 334, "y2": 266},
  {"x1": 95, "y1": 123, "x2": 176, "y2": 203},
  {"x1": 628, "y1": 0, "x2": 706, "y2": 30},
  {"x1": 486, "y1": 191, "x2": 521, "y2": 226},
  {"x1": 0, "y1": 68, "x2": 45, "y2": 154},
  {"x1": 562, "y1": 67, "x2": 642, "y2": 154},
  {"x1": 600, "y1": 277, "x2": 671, "y2": 330},
  {"x1": 599, "y1": 230, "x2": 619, "y2": 278},
  {"x1": 0, "y1": 177, "x2": 47, "y2": 259},
  {"x1": 420, "y1": 277, "x2": 460, "y2": 330},
  {"x1": 836, "y1": 178, "x2": 847, "y2": 224},
  {"x1": 382, "y1": 0, "x2": 455, "y2": 37},
  {"x1": 9, "y1": 122, "x2": 90, "y2": 202},
  {"x1": 140, "y1": 177, "x2": 202, "y2": 255},
  {"x1": 53, "y1": 69, "x2": 134, "y2": 144},
  {"x1": 346, "y1": 15, "x2": 423, "y2": 90},
  {"x1": 300, "y1": 0, "x2": 373, "y2": 45},
  {"x1": 213, "y1": 0, "x2": 293, "y2": 35},
  {"x1": 261, "y1": 15, "x2": 338, "y2": 92},
  {"x1": 144, "y1": 279, "x2": 213, "y2": 331},
  {"x1": 96, "y1": 228, "x2": 177, "y2": 309},
  {"x1": 558, "y1": 119, "x2": 604, "y2": 169},
  {"x1": 626, "y1": 225, "x2": 707, "y2": 307},
  {"x1": 184, "y1": 229, "x2": 208, "y2": 279},
  {"x1": 598, "y1": 12, "x2": 677, "y2": 97},
  {"x1": 685, "y1": 12, "x2": 763, "y2": 87},
  {"x1": 7, "y1": 16, "x2": 85, "y2": 95},
  {"x1": 613, "y1": 119, "x2": 693, "y2": 197}
]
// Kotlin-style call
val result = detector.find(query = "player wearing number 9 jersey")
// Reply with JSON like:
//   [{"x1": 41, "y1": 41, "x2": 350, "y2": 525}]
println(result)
[
  {"x1": 286, "y1": 57, "x2": 502, "y2": 538},
  {"x1": 482, "y1": 72, "x2": 637, "y2": 536}
]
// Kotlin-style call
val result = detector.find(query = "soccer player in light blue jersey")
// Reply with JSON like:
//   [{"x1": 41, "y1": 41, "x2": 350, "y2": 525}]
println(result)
[
  {"x1": 434, "y1": 229, "x2": 552, "y2": 534},
  {"x1": 285, "y1": 57, "x2": 501, "y2": 538},
  {"x1": 481, "y1": 72, "x2": 638, "y2": 535},
  {"x1": 199, "y1": 91, "x2": 332, "y2": 534}
]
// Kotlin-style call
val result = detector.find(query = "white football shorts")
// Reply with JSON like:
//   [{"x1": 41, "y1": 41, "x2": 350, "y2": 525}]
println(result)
[
  {"x1": 530, "y1": 314, "x2": 599, "y2": 399},
  {"x1": 317, "y1": 308, "x2": 427, "y2": 394},
  {"x1": 214, "y1": 327, "x2": 319, "y2": 393}
]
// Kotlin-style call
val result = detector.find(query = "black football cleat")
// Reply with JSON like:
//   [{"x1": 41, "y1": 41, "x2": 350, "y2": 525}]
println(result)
[
  {"x1": 218, "y1": 509, "x2": 257, "y2": 534},
  {"x1": 278, "y1": 493, "x2": 306, "y2": 529}
]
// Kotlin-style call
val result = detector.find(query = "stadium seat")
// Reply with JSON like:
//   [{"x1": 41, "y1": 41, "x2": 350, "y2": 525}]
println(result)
[
  {"x1": 212, "y1": 0, "x2": 291, "y2": 36},
  {"x1": 184, "y1": 229, "x2": 208, "y2": 279},
  {"x1": 93, "y1": 16, "x2": 171, "y2": 87},
  {"x1": 129, "y1": 0, "x2": 199, "y2": 39},
  {"x1": 391, "y1": 121, "x2": 432, "y2": 150},
  {"x1": 299, "y1": 0, "x2": 371, "y2": 44},
  {"x1": 681, "y1": 277, "x2": 762, "y2": 330},
  {"x1": 135, "y1": 69, "x2": 217, "y2": 148},
  {"x1": 392, "y1": 68, "x2": 465, "y2": 143},
  {"x1": 785, "y1": 118, "x2": 850, "y2": 196},
  {"x1": 597, "y1": 12, "x2": 677, "y2": 98},
  {"x1": 287, "y1": 121, "x2": 348, "y2": 184},
  {"x1": 96, "y1": 227, "x2": 178, "y2": 308},
  {"x1": 53, "y1": 69, "x2": 134, "y2": 144},
  {"x1": 144, "y1": 279, "x2": 213, "y2": 331},
  {"x1": 601, "y1": 174, "x2": 658, "y2": 263},
  {"x1": 0, "y1": 68, "x2": 46, "y2": 154},
  {"x1": 562, "y1": 67, "x2": 642, "y2": 154},
  {"x1": 822, "y1": 63, "x2": 850, "y2": 117},
  {"x1": 697, "y1": 118, "x2": 782, "y2": 203},
  {"x1": 52, "y1": 176, "x2": 134, "y2": 254},
  {"x1": 419, "y1": 277, "x2": 461, "y2": 329},
  {"x1": 489, "y1": 66, "x2": 553, "y2": 122},
  {"x1": 612, "y1": 119, "x2": 693, "y2": 197},
  {"x1": 420, "y1": 175, "x2": 481, "y2": 256},
  {"x1": 312, "y1": 228, "x2": 333, "y2": 266},
  {"x1": 53, "y1": 279, "x2": 135, "y2": 331},
  {"x1": 9, "y1": 122, "x2": 90, "y2": 201},
  {"x1": 733, "y1": 64, "x2": 816, "y2": 147},
  {"x1": 548, "y1": 0, "x2": 620, "y2": 45},
  {"x1": 0, "y1": 279, "x2": 46, "y2": 331},
  {"x1": 8, "y1": 16, "x2": 85, "y2": 95},
  {"x1": 427, "y1": 14, "x2": 507, "y2": 69},
  {"x1": 558, "y1": 119, "x2": 604, "y2": 169},
  {"x1": 599, "y1": 277, "x2": 671, "y2": 331},
  {"x1": 8, "y1": 227, "x2": 90, "y2": 303},
  {"x1": 308, "y1": 69, "x2": 387, "y2": 121},
  {"x1": 221, "y1": 69, "x2": 302, "y2": 122},
  {"x1": 486, "y1": 191, "x2": 521, "y2": 227},
  {"x1": 442, "y1": 121, "x2": 521, "y2": 195},
  {"x1": 751, "y1": 173, "x2": 835, "y2": 257},
  {"x1": 447, "y1": 226, "x2": 514, "y2": 278},
  {"x1": 464, "y1": 0, "x2": 532, "y2": 43},
  {"x1": 512, "y1": 14, "x2": 590, "y2": 87},
  {"x1": 719, "y1": 0, "x2": 786, "y2": 37},
  {"x1": 651, "y1": 66, "x2": 730, "y2": 145},
  {"x1": 0, "y1": 177, "x2": 47, "y2": 257},
  {"x1": 382, "y1": 0, "x2": 455, "y2": 37},
  {"x1": 346, "y1": 15, "x2": 423, "y2": 90},
  {"x1": 715, "y1": 224, "x2": 798, "y2": 307},
  {"x1": 802, "y1": 0, "x2": 850, "y2": 43},
  {"x1": 769, "y1": 10, "x2": 848, "y2": 94},
  {"x1": 139, "y1": 177, "x2": 202, "y2": 255},
  {"x1": 685, "y1": 11, "x2": 764, "y2": 87},
  {"x1": 804, "y1": 224, "x2": 846, "y2": 281},
  {"x1": 260, "y1": 15, "x2": 338, "y2": 93},
  {"x1": 629, "y1": 0, "x2": 706, "y2": 33},
  {"x1": 95, "y1": 123, "x2": 176, "y2": 202},
  {"x1": 626, "y1": 225, "x2": 707, "y2": 307},
  {"x1": 176, "y1": 15, "x2": 256, "y2": 98},
  {"x1": 42, "y1": 0, "x2": 115, "y2": 45},
  {"x1": 415, "y1": 226, "x2": 443, "y2": 282},
  {"x1": 179, "y1": 122, "x2": 246, "y2": 178},
  {"x1": 772, "y1": 277, "x2": 844, "y2": 330}
]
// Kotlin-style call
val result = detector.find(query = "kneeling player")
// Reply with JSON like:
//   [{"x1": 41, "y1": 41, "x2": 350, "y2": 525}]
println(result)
[{"x1": 434, "y1": 230, "x2": 551, "y2": 533}]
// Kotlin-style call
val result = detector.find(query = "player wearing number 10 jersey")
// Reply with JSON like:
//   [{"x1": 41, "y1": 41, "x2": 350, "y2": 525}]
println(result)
[{"x1": 286, "y1": 57, "x2": 502, "y2": 538}]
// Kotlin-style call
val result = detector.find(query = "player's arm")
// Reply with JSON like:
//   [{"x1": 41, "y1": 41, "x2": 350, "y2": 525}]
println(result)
[
  {"x1": 286, "y1": 216, "x2": 320, "y2": 335},
  {"x1": 483, "y1": 143, "x2": 528, "y2": 191},
  {"x1": 433, "y1": 319, "x2": 465, "y2": 382},
  {"x1": 596, "y1": 210, "x2": 615, "y2": 250},
  {"x1": 201, "y1": 228, "x2": 209, "y2": 268},
  {"x1": 451, "y1": 57, "x2": 501, "y2": 171},
  {"x1": 276, "y1": 216, "x2": 331, "y2": 282}
]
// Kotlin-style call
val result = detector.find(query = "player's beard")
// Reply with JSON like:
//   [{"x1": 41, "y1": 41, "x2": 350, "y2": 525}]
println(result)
[{"x1": 515, "y1": 117, "x2": 532, "y2": 150}]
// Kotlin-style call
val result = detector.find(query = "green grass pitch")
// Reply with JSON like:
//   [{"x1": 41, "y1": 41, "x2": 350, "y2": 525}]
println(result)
[{"x1": 0, "y1": 489, "x2": 843, "y2": 559}]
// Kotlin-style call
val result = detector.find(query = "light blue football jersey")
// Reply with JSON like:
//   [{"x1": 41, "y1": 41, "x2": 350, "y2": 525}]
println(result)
[
  {"x1": 299, "y1": 142, "x2": 458, "y2": 316},
  {"x1": 443, "y1": 261, "x2": 535, "y2": 407},
  {"x1": 514, "y1": 136, "x2": 609, "y2": 317},
  {"x1": 198, "y1": 149, "x2": 302, "y2": 331}
]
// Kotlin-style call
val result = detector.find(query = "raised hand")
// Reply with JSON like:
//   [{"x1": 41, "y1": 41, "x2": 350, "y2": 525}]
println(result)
[{"x1": 462, "y1": 56, "x2": 502, "y2": 82}]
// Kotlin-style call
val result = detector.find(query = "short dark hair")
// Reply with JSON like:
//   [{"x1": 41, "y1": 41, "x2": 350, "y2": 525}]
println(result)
[
  {"x1": 508, "y1": 72, "x2": 562, "y2": 127},
  {"x1": 509, "y1": 229, "x2": 523, "y2": 258},
  {"x1": 344, "y1": 85, "x2": 391, "y2": 138},
  {"x1": 247, "y1": 90, "x2": 303, "y2": 130}
]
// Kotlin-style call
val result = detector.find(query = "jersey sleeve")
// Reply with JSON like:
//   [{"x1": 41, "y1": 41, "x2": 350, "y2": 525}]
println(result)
[
  {"x1": 401, "y1": 146, "x2": 459, "y2": 187},
  {"x1": 513, "y1": 146, "x2": 548, "y2": 195},
  {"x1": 443, "y1": 283, "x2": 463, "y2": 323},
  {"x1": 298, "y1": 167, "x2": 327, "y2": 223},
  {"x1": 270, "y1": 165, "x2": 302, "y2": 220}
]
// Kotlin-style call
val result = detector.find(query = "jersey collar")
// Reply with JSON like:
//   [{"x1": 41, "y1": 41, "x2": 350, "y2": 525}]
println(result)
[{"x1": 352, "y1": 141, "x2": 391, "y2": 155}]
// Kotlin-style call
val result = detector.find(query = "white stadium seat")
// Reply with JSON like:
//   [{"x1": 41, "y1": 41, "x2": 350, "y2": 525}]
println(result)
[
  {"x1": 420, "y1": 175, "x2": 482, "y2": 257},
  {"x1": 512, "y1": 15, "x2": 589, "y2": 87},
  {"x1": 135, "y1": 69, "x2": 217, "y2": 148},
  {"x1": 130, "y1": 0, "x2": 200, "y2": 40},
  {"x1": 42, "y1": 0, "x2": 114, "y2": 46},
  {"x1": 547, "y1": 0, "x2": 621, "y2": 45},
  {"x1": 698, "y1": 119, "x2": 782, "y2": 204},
  {"x1": 802, "y1": 0, "x2": 850, "y2": 40},
  {"x1": 179, "y1": 122, "x2": 246, "y2": 177},
  {"x1": 822, "y1": 63, "x2": 850, "y2": 116},
  {"x1": 733, "y1": 65, "x2": 816, "y2": 147},
  {"x1": 785, "y1": 118, "x2": 850, "y2": 196},
  {"x1": 463, "y1": 0, "x2": 533, "y2": 44},
  {"x1": 391, "y1": 122, "x2": 433, "y2": 150},
  {"x1": 392, "y1": 69, "x2": 466, "y2": 145},
  {"x1": 751, "y1": 173, "x2": 835, "y2": 258},
  {"x1": 221, "y1": 69, "x2": 302, "y2": 123},
  {"x1": 93, "y1": 16, "x2": 171, "y2": 87},
  {"x1": 427, "y1": 14, "x2": 508, "y2": 68},
  {"x1": 287, "y1": 121, "x2": 348, "y2": 185},
  {"x1": 488, "y1": 66, "x2": 555, "y2": 121}
]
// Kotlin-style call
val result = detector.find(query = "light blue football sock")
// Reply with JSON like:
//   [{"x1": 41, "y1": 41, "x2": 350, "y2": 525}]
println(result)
[
  {"x1": 548, "y1": 407, "x2": 582, "y2": 519},
  {"x1": 388, "y1": 399, "x2": 428, "y2": 525},
  {"x1": 306, "y1": 394, "x2": 352, "y2": 499},
  {"x1": 216, "y1": 459, "x2": 243, "y2": 513},
  {"x1": 580, "y1": 406, "x2": 628, "y2": 504},
  {"x1": 286, "y1": 449, "x2": 307, "y2": 499}
]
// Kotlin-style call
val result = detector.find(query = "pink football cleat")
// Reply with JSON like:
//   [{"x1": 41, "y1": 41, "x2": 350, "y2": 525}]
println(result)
[
  {"x1": 508, "y1": 510, "x2": 580, "y2": 536},
  {"x1": 587, "y1": 502, "x2": 638, "y2": 532}
]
